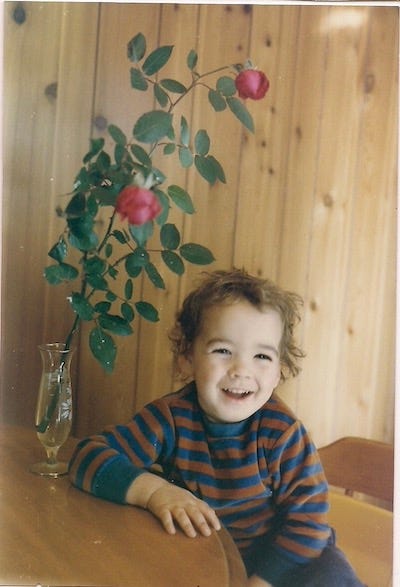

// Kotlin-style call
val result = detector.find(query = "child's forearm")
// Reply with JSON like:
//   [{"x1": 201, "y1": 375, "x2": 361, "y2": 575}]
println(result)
[{"x1": 125, "y1": 471, "x2": 168, "y2": 508}]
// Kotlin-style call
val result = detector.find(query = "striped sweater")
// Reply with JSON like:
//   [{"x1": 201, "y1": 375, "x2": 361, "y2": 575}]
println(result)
[{"x1": 69, "y1": 382, "x2": 330, "y2": 583}]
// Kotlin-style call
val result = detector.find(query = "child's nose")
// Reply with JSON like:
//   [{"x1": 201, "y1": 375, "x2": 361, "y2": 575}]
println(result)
[{"x1": 228, "y1": 357, "x2": 251, "y2": 378}]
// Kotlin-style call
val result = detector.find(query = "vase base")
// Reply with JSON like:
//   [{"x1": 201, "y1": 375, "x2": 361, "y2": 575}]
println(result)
[{"x1": 30, "y1": 460, "x2": 69, "y2": 477}]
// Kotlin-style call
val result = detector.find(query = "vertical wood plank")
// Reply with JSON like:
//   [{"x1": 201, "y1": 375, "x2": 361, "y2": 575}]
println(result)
[
  {"x1": 335, "y1": 8, "x2": 397, "y2": 443},
  {"x1": 234, "y1": 5, "x2": 300, "y2": 281},
  {"x1": 2, "y1": 2, "x2": 64, "y2": 424},
  {"x1": 294, "y1": 7, "x2": 372, "y2": 443},
  {"x1": 272, "y1": 6, "x2": 331, "y2": 414},
  {"x1": 179, "y1": 4, "x2": 253, "y2": 289}
]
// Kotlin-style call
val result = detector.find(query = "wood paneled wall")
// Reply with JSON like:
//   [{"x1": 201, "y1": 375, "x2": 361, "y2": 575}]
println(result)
[{"x1": 2, "y1": 3, "x2": 397, "y2": 447}]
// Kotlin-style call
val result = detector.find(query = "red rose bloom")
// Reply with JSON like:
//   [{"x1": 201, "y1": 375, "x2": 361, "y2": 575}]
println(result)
[
  {"x1": 115, "y1": 186, "x2": 161, "y2": 225},
  {"x1": 235, "y1": 69, "x2": 270, "y2": 100}
]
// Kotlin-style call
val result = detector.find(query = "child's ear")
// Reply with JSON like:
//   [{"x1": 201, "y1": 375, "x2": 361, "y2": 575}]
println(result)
[{"x1": 177, "y1": 354, "x2": 194, "y2": 379}]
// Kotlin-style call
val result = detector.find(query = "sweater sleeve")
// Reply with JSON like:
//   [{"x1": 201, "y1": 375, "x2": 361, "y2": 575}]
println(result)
[
  {"x1": 68, "y1": 401, "x2": 176, "y2": 503},
  {"x1": 254, "y1": 420, "x2": 331, "y2": 585}
]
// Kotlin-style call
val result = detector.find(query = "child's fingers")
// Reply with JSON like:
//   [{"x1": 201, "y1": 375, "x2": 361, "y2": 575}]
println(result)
[
  {"x1": 174, "y1": 503, "x2": 220, "y2": 537},
  {"x1": 158, "y1": 508, "x2": 178, "y2": 535}
]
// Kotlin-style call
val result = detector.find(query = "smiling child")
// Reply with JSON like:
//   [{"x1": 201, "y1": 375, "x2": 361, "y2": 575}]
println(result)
[{"x1": 69, "y1": 269, "x2": 363, "y2": 587}]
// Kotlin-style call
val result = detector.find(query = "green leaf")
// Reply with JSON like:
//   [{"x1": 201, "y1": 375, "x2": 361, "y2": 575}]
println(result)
[
  {"x1": 208, "y1": 89, "x2": 226, "y2": 112},
  {"x1": 154, "y1": 189, "x2": 170, "y2": 225},
  {"x1": 125, "y1": 278, "x2": 133, "y2": 300},
  {"x1": 194, "y1": 129, "x2": 210, "y2": 156},
  {"x1": 161, "y1": 250, "x2": 185, "y2": 275},
  {"x1": 105, "y1": 243, "x2": 113, "y2": 258},
  {"x1": 68, "y1": 212, "x2": 94, "y2": 235},
  {"x1": 194, "y1": 155, "x2": 217, "y2": 184},
  {"x1": 160, "y1": 223, "x2": 181, "y2": 250},
  {"x1": 154, "y1": 83, "x2": 169, "y2": 108},
  {"x1": 152, "y1": 167, "x2": 166, "y2": 184},
  {"x1": 207, "y1": 155, "x2": 226, "y2": 183},
  {"x1": 99, "y1": 314, "x2": 133, "y2": 336},
  {"x1": 108, "y1": 124, "x2": 127, "y2": 145},
  {"x1": 92, "y1": 186, "x2": 118, "y2": 206},
  {"x1": 65, "y1": 192, "x2": 86, "y2": 217},
  {"x1": 160, "y1": 78, "x2": 186, "y2": 94},
  {"x1": 112, "y1": 229, "x2": 128, "y2": 244},
  {"x1": 121, "y1": 302, "x2": 135, "y2": 322},
  {"x1": 70, "y1": 292, "x2": 94, "y2": 321},
  {"x1": 163, "y1": 143, "x2": 176, "y2": 155},
  {"x1": 130, "y1": 144, "x2": 152, "y2": 167},
  {"x1": 180, "y1": 243, "x2": 215, "y2": 265},
  {"x1": 125, "y1": 248, "x2": 150, "y2": 274},
  {"x1": 130, "y1": 67, "x2": 148, "y2": 91},
  {"x1": 133, "y1": 111, "x2": 173, "y2": 144},
  {"x1": 108, "y1": 265, "x2": 118, "y2": 279},
  {"x1": 145, "y1": 263, "x2": 165, "y2": 289},
  {"x1": 129, "y1": 221, "x2": 154, "y2": 247},
  {"x1": 68, "y1": 232, "x2": 98, "y2": 252},
  {"x1": 89, "y1": 326, "x2": 116, "y2": 373},
  {"x1": 179, "y1": 147, "x2": 193, "y2": 168},
  {"x1": 83, "y1": 255, "x2": 107, "y2": 275},
  {"x1": 142, "y1": 45, "x2": 173, "y2": 75},
  {"x1": 96, "y1": 151, "x2": 111, "y2": 174},
  {"x1": 187, "y1": 49, "x2": 198, "y2": 70},
  {"x1": 106, "y1": 291, "x2": 118, "y2": 302},
  {"x1": 73, "y1": 167, "x2": 91, "y2": 192},
  {"x1": 86, "y1": 273, "x2": 108, "y2": 291},
  {"x1": 127, "y1": 33, "x2": 146, "y2": 62},
  {"x1": 94, "y1": 301, "x2": 111, "y2": 314},
  {"x1": 216, "y1": 76, "x2": 236, "y2": 97},
  {"x1": 180, "y1": 116, "x2": 190, "y2": 147},
  {"x1": 44, "y1": 263, "x2": 79, "y2": 285},
  {"x1": 87, "y1": 193, "x2": 99, "y2": 216},
  {"x1": 227, "y1": 96, "x2": 254, "y2": 132},
  {"x1": 83, "y1": 138, "x2": 105, "y2": 163},
  {"x1": 135, "y1": 301, "x2": 159, "y2": 322},
  {"x1": 114, "y1": 144, "x2": 125, "y2": 166},
  {"x1": 167, "y1": 185, "x2": 195, "y2": 214},
  {"x1": 48, "y1": 239, "x2": 67, "y2": 263}
]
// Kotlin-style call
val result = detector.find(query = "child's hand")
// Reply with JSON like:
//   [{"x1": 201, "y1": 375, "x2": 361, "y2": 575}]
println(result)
[
  {"x1": 126, "y1": 472, "x2": 221, "y2": 538},
  {"x1": 146, "y1": 482, "x2": 221, "y2": 538}
]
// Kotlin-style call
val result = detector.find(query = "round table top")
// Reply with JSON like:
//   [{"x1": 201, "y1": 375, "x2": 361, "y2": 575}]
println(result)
[{"x1": 0, "y1": 424, "x2": 247, "y2": 587}]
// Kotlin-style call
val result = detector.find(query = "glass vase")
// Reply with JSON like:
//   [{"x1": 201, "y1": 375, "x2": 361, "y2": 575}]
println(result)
[{"x1": 30, "y1": 343, "x2": 74, "y2": 477}]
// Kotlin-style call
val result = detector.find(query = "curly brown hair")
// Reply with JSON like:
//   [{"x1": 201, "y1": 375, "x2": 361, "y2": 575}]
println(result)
[{"x1": 169, "y1": 269, "x2": 305, "y2": 381}]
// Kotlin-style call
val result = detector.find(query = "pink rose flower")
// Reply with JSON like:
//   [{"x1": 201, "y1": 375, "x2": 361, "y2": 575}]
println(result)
[
  {"x1": 116, "y1": 186, "x2": 161, "y2": 225},
  {"x1": 235, "y1": 69, "x2": 270, "y2": 100}
]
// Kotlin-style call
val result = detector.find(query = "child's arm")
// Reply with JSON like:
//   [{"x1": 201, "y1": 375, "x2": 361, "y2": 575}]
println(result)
[{"x1": 126, "y1": 471, "x2": 221, "y2": 537}]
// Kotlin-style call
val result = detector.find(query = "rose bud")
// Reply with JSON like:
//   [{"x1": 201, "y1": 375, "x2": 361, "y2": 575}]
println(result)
[
  {"x1": 235, "y1": 69, "x2": 270, "y2": 100},
  {"x1": 115, "y1": 185, "x2": 162, "y2": 225}
]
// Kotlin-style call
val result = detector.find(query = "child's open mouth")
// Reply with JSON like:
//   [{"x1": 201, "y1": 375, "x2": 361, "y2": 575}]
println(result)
[{"x1": 222, "y1": 388, "x2": 253, "y2": 400}]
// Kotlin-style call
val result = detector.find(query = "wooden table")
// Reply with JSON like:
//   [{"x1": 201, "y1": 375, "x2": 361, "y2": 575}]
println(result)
[{"x1": 0, "y1": 425, "x2": 247, "y2": 587}]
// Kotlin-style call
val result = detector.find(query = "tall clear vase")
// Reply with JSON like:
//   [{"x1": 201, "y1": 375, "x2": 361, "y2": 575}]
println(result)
[{"x1": 30, "y1": 343, "x2": 74, "y2": 477}]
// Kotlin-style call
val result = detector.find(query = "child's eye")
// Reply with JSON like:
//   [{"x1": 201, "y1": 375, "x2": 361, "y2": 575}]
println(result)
[
  {"x1": 212, "y1": 348, "x2": 231, "y2": 355},
  {"x1": 256, "y1": 353, "x2": 273, "y2": 361}
]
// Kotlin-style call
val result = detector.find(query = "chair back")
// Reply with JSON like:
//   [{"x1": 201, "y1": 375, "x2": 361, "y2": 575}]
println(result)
[
  {"x1": 318, "y1": 436, "x2": 394, "y2": 587},
  {"x1": 318, "y1": 436, "x2": 394, "y2": 507}
]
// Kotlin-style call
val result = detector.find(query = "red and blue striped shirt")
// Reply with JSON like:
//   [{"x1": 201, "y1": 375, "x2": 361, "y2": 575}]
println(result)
[{"x1": 69, "y1": 382, "x2": 330, "y2": 583}]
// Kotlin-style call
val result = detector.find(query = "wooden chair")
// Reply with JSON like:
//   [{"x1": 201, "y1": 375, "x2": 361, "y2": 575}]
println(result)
[{"x1": 318, "y1": 437, "x2": 394, "y2": 587}]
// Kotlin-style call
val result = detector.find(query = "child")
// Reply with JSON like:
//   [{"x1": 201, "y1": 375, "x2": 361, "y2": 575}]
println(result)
[{"x1": 69, "y1": 269, "x2": 363, "y2": 587}]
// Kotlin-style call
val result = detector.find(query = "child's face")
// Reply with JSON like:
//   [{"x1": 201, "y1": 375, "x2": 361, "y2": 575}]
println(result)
[{"x1": 185, "y1": 300, "x2": 282, "y2": 423}]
